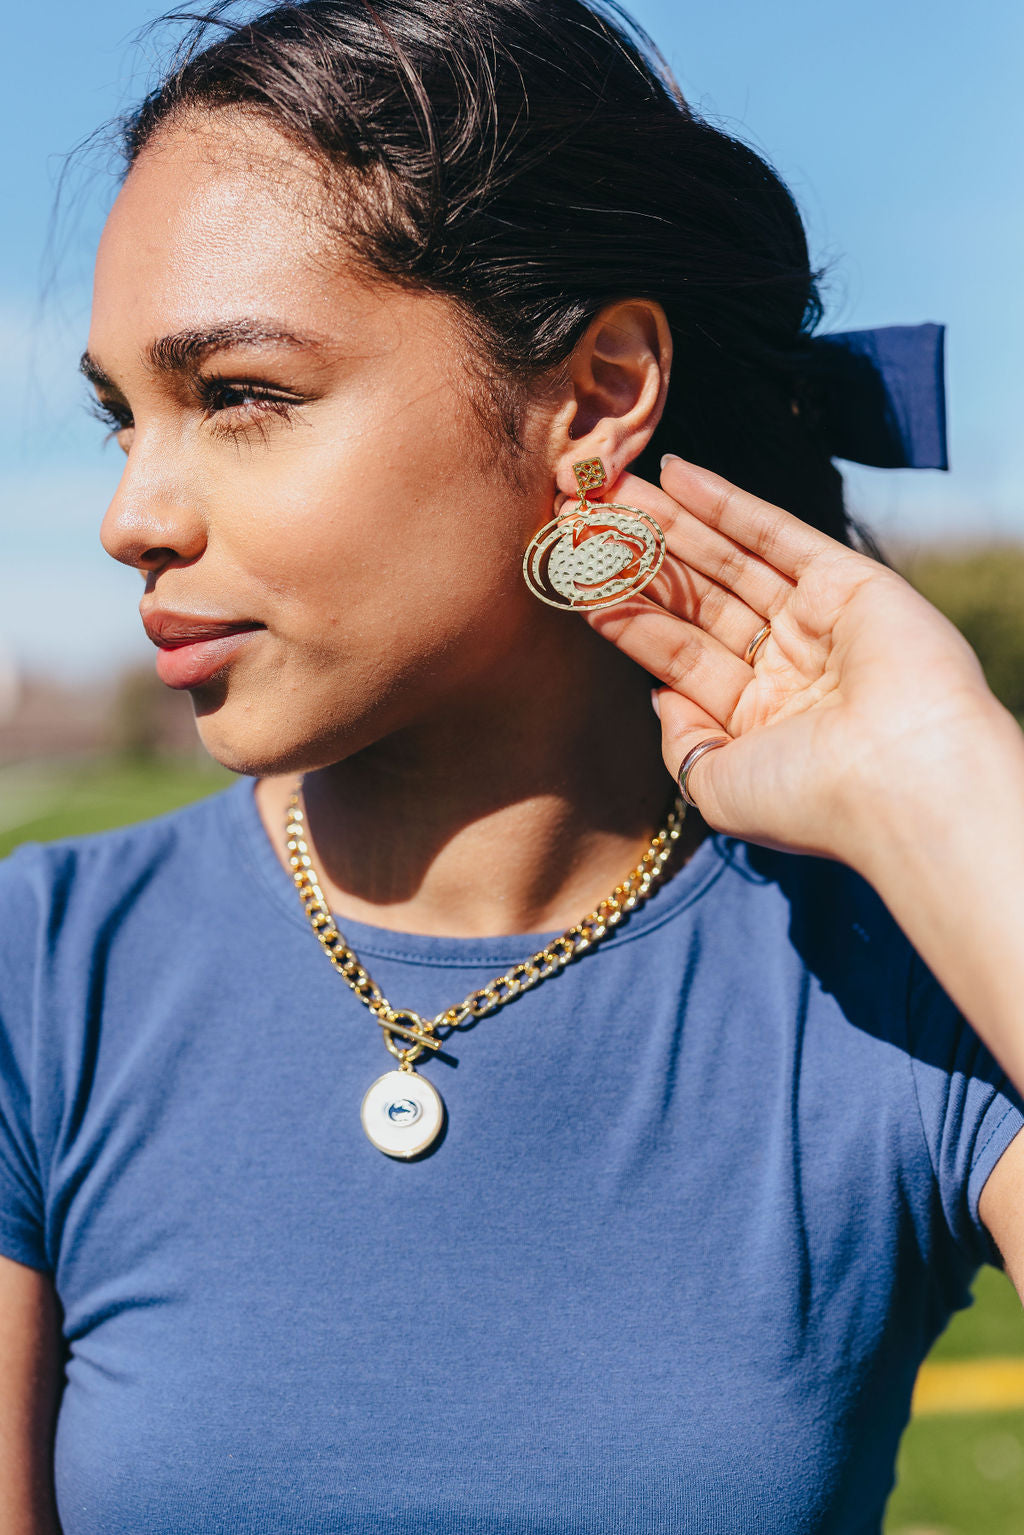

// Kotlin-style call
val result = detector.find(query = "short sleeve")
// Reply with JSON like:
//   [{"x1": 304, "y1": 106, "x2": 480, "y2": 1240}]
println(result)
[
  {"x1": 0, "y1": 846, "x2": 50, "y2": 1272},
  {"x1": 907, "y1": 948, "x2": 1024, "y2": 1270}
]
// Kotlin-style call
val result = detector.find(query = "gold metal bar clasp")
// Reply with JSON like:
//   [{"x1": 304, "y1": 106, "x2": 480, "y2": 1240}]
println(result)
[{"x1": 377, "y1": 1011, "x2": 443, "y2": 1051}]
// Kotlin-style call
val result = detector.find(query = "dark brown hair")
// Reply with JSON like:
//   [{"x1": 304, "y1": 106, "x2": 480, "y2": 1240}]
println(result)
[{"x1": 119, "y1": 0, "x2": 874, "y2": 547}]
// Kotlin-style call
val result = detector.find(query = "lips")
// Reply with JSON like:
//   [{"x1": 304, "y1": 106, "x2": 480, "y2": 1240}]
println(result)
[
  {"x1": 141, "y1": 610, "x2": 266, "y2": 689},
  {"x1": 142, "y1": 611, "x2": 264, "y2": 648}
]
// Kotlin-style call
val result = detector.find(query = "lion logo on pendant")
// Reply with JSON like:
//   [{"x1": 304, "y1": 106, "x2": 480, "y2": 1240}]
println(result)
[{"x1": 523, "y1": 507, "x2": 666, "y2": 611}]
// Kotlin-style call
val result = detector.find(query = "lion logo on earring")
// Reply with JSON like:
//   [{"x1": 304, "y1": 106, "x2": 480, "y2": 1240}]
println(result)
[{"x1": 523, "y1": 457, "x2": 666, "y2": 611}]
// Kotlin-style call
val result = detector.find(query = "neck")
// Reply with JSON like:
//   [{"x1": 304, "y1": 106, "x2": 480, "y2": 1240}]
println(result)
[{"x1": 254, "y1": 635, "x2": 705, "y2": 938}]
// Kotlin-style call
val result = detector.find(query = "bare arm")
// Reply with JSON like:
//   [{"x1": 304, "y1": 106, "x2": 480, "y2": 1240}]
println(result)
[
  {"x1": 848, "y1": 697, "x2": 1024, "y2": 1099},
  {"x1": 979, "y1": 1131, "x2": 1024, "y2": 1303},
  {"x1": 867, "y1": 706, "x2": 1024, "y2": 1292},
  {"x1": 860, "y1": 705, "x2": 1024, "y2": 1291},
  {"x1": 0, "y1": 1254, "x2": 63, "y2": 1535}
]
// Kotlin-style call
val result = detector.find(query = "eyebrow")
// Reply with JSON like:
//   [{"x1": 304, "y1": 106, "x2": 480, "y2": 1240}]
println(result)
[{"x1": 79, "y1": 319, "x2": 327, "y2": 390}]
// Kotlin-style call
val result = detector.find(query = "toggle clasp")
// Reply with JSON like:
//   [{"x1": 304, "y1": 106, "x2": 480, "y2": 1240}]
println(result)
[{"x1": 379, "y1": 1008, "x2": 443, "y2": 1066}]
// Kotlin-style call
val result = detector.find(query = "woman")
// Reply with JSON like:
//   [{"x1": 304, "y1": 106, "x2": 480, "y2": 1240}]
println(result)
[{"x1": 2, "y1": 1, "x2": 1022, "y2": 1530}]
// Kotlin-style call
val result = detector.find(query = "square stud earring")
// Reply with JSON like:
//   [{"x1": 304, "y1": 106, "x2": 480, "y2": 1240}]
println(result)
[{"x1": 522, "y1": 457, "x2": 667, "y2": 610}]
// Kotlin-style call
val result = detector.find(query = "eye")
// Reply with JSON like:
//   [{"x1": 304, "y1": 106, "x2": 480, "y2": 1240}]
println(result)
[
  {"x1": 88, "y1": 396, "x2": 131, "y2": 431},
  {"x1": 87, "y1": 395, "x2": 133, "y2": 447},
  {"x1": 198, "y1": 377, "x2": 299, "y2": 432}
]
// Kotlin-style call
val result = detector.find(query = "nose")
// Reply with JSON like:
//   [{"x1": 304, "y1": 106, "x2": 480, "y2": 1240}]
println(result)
[{"x1": 100, "y1": 447, "x2": 207, "y2": 575}]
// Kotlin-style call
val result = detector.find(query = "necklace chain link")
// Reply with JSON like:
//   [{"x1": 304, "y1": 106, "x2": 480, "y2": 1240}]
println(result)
[{"x1": 286, "y1": 784, "x2": 688, "y2": 1070}]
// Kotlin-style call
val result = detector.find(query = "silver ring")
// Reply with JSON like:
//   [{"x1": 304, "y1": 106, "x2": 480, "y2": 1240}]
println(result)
[
  {"x1": 677, "y1": 736, "x2": 731, "y2": 809},
  {"x1": 744, "y1": 620, "x2": 771, "y2": 666}
]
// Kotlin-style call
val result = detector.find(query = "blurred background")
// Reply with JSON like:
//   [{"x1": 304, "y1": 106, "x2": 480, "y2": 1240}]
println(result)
[{"x1": 1, "y1": 2, "x2": 1023, "y2": 1529}]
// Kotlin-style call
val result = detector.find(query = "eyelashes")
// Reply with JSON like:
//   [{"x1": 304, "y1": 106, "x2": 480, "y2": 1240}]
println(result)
[
  {"x1": 199, "y1": 379, "x2": 299, "y2": 433},
  {"x1": 86, "y1": 377, "x2": 302, "y2": 445},
  {"x1": 87, "y1": 395, "x2": 131, "y2": 441}
]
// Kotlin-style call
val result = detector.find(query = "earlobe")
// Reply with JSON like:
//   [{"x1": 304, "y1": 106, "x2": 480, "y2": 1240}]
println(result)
[{"x1": 554, "y1": 298, "x2": 672, "y2": 498}]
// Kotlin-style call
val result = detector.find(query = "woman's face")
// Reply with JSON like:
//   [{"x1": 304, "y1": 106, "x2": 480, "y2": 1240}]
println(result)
[{"x1": 87, "y1": 114, "x2": 560, "y2": 775}]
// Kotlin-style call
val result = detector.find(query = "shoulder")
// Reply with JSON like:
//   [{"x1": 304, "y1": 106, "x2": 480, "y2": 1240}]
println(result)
[
  {"x1": 704, "y1": 833, "x2": 913, "y2": 993},
  {"x1": 709, "y1": 830, "x2": 888, "y2": 916},
  {"x1": 0, "y1": 780, "x2": 250, "y2": 964}
]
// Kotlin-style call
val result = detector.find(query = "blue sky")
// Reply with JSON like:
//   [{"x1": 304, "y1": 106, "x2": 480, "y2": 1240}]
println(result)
[{"x1": 3, "y1": 0, "x2": 1022, "y2": 675}]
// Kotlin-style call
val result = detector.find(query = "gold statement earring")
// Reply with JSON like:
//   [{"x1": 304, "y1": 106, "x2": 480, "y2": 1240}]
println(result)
[{"x1": 523, "y1": 457, "x2": 667, "y2": 610}]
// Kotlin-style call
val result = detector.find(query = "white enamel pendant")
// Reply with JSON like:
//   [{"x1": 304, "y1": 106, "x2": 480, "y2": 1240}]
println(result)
[{"x1": 361, "y1": 1069, "x2": 445, "y2": 1159}]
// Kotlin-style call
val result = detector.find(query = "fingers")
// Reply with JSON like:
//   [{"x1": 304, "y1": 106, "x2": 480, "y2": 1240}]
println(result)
[
  {"x1": 587, "y1": 590, "x2": 751, "y2": 725},
  {"x1": 604, "y1": 469, "x2": 797, "y2": 617},
  {"x1": 676, "y1": 733, "x2": 732, "y2": 809},
  {"x1": 657, "y1": 456, "x2": 841, "y2": 580},
  {"x1": 641, "y1": 556, "x2": 770, "y2": 662},
  {"x1": 654, "y1": 689, "x2": 733, "y2": 818}
]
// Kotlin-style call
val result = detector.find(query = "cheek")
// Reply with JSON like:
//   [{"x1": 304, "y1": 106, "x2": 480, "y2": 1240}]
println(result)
[{"x1": 211, "y1": 411, "x2": 533, "y2": 643}]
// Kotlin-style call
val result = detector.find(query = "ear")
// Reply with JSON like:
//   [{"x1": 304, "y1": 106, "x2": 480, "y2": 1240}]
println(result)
[{"x1": 548, "y1": 299, "x2": 673, "y2": 500}]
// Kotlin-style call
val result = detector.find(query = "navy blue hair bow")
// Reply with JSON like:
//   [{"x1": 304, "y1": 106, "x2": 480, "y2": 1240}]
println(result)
[{"x1": 808, "y1": 322, "x2": 948, "y2": 470}]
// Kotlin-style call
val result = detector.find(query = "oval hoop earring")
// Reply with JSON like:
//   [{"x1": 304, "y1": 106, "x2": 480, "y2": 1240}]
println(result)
[{"x1": 522, "y1": 457, "x2": 667, "y2": 611}]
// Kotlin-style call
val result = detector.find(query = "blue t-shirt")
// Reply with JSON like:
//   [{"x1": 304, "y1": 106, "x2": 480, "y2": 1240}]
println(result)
[{"x1": 0, "y1": 776, "x2": 1021, "y2": 1534}]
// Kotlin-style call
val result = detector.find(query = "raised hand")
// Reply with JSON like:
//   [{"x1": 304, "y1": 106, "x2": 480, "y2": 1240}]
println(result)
[{"x1": 584, "y1": 455, "x2": 1002, "y2": 868}]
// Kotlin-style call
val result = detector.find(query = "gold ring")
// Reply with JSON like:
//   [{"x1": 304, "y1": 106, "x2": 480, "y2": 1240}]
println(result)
[{"x1": 744, "y1": 621, "x2": 771, "y2": 666}]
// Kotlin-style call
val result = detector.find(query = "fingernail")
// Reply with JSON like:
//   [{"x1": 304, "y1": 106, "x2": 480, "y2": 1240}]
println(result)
[
  {"x1": 650, "y1": 688, "x2": 661, "y2": 719},
  {"x1": 660, "y1": 454, "x2": 681, "y2": 470}
]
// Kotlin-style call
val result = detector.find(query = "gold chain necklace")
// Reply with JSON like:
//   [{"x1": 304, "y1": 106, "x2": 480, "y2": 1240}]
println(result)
[{"x1": 286, "y1": 783, "x2": 687, "y2": 1158}]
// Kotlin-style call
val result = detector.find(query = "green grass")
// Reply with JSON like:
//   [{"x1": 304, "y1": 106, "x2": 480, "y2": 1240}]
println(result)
[
  {"x1": 887, "y1": 1411, "x2": 1024, "y2": 1534},
  {"x1": 927, "y1": 1267, "x2": 1024, "y2": 1363},
  {"x1": 2, "y1": 754, "x2": 1024, "y2": 1533},
  {"x1": 885, "y1": 1270, "x2": 1024, "y2": 1535},
  {"x1": 0, "y1": 753, "x2": 235, "y2": 860}
]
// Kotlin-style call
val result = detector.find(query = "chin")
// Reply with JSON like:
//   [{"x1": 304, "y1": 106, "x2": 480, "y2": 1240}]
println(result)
[{"x1": 190, "y1": 695, "x2": 375, "y2": 781}]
